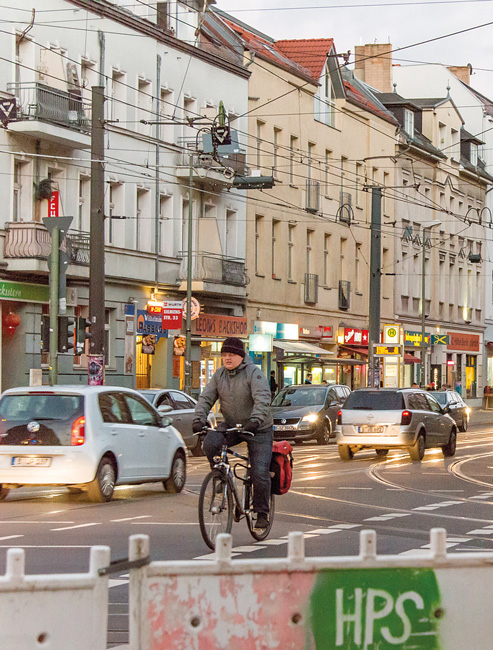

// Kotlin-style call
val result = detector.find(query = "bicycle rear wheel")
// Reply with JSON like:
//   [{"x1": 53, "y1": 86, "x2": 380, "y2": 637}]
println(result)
[
  {"x1": 198, "y1": 469, "x2": 233, "y2": 550},
  {"x1": 247, "y1": 491, "x2": 275, "y2": 541}
]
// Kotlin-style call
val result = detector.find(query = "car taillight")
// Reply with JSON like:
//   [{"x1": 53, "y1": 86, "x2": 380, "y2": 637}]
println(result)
[
  {"x1": 337, "y1": 410, "x2": 342, "y2": 425},
  {"x1": 401, "y1": 410, "x2": 412, "y2": 426},
  {"x1": 71, "y1": 416, "x2": 85, "y2": 446}
]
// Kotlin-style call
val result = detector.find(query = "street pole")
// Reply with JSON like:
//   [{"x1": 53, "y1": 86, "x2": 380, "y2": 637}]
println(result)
[
  {"x1": 420, "y1": 230, "x2": 427, "y2": 388},
  {"x1": 183, "y1": 154, "x2": 193, "y2": 395},
  {"x1": 48, "y1": 227, "x2": 59, "y2": 386},
  {"x1": 88, "y1": 86, "x2": 106, "y2": 385},
  {"x1": 154, "y1": 54, "x2": 161, "y2": 290},
  {"x1": 368, "y1": 186, "x2": 382, "y2": 388}
]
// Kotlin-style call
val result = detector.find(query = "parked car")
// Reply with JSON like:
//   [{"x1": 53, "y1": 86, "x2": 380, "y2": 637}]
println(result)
[
  {"x1": 336, "y1": 387, "x2": 457, "y2": 462},
  {"x1": 139, "y1": 389, "x2": 216, "y2": 457},
  {"x1": 0, "y1": 385, "x2": 187, "y2": 502},
  {"x1": 433, "y1": 390, "x2": 470, "y2": 432},
  {"x1": 271, "y1": 384, "x2": 351, "y2": 445}
]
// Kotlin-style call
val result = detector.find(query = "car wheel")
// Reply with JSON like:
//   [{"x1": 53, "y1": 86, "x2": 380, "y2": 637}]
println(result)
[
  {"x1": 0, "y1": 485, "x2": 9, "y2": 500},
  {"x1": 442, "y1": 429, "x2": 457, "y2": 457},
  {"x1": 316, "y1": 423, "x2": 330, "y2": 446},
  {"x1": 164, "y1": 451, "x2": 186, "y2": 493},
  {"x1": 190, "y1": 436, "x2": 205, "y2": 457},
  {"x1": 409, "y1": 433, "x2": 425, "y2": 462},
  {"x1": 338, "y1": 445, "x2": 354, "y2": 461},
  {"x1": 87, "y1": 458, "x2": 116, "y2": 503},
  {"x1": 375, "y1": 449, "x2": 389, "y2": 458},
  {"x1": 459, "y1": 416, "x2": 468, "y2": 433}
]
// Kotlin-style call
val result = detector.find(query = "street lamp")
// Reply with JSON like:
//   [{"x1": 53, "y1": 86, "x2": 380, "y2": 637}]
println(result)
[{"x1": 420, "y1": 220, "x2": 442, "y2": 388}]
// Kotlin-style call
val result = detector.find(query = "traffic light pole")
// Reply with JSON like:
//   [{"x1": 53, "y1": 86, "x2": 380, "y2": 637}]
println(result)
[
  {"x1": 48, "y1": 226, "x2": 59, "y2": 386},
  {"x1": 368, "y1": 187, "x2": 382, "y2": 388}
]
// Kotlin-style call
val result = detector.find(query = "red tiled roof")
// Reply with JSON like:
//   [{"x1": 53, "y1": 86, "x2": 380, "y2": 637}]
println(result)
[
  {"x1": 221, "y1": 18, "x2": 317, "y2": 84},
  {"x1": 275, "y1": 38, "x2": 334, "y2": 80},
  {"x1": 343, "y1": 79, "x2": 397, "y2": 125}
]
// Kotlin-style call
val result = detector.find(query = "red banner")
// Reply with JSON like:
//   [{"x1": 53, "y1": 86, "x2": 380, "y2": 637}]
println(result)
[
  {"x1": 48, "y1": 191, "x2": 59, "y2": 218},
  {"x1": 343, "y1": 328, "x2": 369, "y2": 345},
  {"x1": 162, "y1": 301, "x2": 183, "y2": 330}
]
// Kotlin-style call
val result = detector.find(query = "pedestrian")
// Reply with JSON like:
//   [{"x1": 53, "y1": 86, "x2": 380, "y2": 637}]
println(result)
[
  {"x1": 411, "y1": 382, "x2": 419, "y2": 388},
  {"x1": 192, "y1": 337, "x2": 273, "y2": 531},
  {"x1": 304, "y1": 373, "x2": 312, "y2": 384},
  {"x1": 270, "y1": 370, "x2": 278, "y2": 399}
]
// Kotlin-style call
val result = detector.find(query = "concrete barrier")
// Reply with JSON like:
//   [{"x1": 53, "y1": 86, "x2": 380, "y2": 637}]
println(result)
[
  {"x1": 122, "y1": 528, "x2": 493, "y2": 650},
  {"x1": 0, "y1": 544, "x2": 110, "y2": 650}
]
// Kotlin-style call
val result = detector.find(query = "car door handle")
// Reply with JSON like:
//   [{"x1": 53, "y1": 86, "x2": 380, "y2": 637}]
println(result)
[{"x1": 110, "y1": 429, "x2": 118, "y2": 436}]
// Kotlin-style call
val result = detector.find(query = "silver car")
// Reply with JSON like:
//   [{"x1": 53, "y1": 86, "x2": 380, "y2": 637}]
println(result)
[{"x1": 336, "y1": 388, "x2": 457, "y2": 462}]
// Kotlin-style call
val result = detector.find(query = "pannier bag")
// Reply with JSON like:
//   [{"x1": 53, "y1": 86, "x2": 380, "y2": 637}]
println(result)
[{"x1": 270, "y1": 440, "x2": 293, "y2": 495}]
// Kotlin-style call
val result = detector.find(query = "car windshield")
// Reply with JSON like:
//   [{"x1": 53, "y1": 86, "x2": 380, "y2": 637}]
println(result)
[
  {"x1": 139, "y1": 391, "x2": 155, "y2": 403},
  {"x1": 433, "y1": 392, "x2": 448, "y2": 405},
  {"x1": 272, "y1": 387, "x2": 326, "y2": 407},
  {"x1": 344, "y1": 391, "x2": 405, "y2": 410}
]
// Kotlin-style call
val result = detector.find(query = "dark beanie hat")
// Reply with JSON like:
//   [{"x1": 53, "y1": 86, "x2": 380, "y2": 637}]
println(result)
[{"x1": 221, "y1": 337, "x2": 245, "y2": 357}]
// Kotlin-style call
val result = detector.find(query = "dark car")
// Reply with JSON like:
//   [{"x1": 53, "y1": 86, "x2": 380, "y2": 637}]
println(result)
[
  {"x1": 271, "y1": 384, "x2": 351, "y2": 445},
  {"x1": 139, "y1": 389, "x2": 216, "y2": 457},
  {"x1": 433, "y1": 390, "x2": 470, "y2": 432}
]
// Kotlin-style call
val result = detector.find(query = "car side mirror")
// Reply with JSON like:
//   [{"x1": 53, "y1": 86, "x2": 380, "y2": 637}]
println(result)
[
  {"x1": 158, "y1": 405, "x2": 172, "y2": 414},
  {"x1": 160, "y1": 416, "x2": 173, "y2": 427},
  {"x1": 442, "y1": 405, "x2": 450, "y2": 414}
]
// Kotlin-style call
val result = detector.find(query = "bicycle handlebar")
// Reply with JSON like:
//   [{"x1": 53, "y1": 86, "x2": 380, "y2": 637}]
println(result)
[{"x1": 194, "y1": 425, "x2": 255, "y2": 437}]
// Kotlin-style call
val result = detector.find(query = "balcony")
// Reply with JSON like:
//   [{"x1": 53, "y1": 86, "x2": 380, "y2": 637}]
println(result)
[
  {"x1": 304, "y1": 273, "x2": 319, "y2": 304},
  {"x1": 178, "y1": 252, "x2": 247, "y2": 290},
  {"x1": 4, "y1": 222, "x2": 90, "y2": 266},
  {"x1": 6, "y1": 83, "x2": 91, "y2": 149}
]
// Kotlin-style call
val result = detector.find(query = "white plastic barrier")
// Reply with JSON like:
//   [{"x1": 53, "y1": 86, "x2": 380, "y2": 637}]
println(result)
[
  {"x1": 0, "y1": 544, "x2": 110, "y2": 650},
  {"x1": 122, "y1": 528, "x2": 493, "y2": 650}
]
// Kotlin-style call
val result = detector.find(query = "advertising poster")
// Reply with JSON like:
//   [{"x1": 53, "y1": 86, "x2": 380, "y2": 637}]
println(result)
[
  {"x1": 142, "y1": 334, "x2": 157, "y2": 355},
  {"x1": 88, "y1": 355, "x2": 104, "y2": 386}
]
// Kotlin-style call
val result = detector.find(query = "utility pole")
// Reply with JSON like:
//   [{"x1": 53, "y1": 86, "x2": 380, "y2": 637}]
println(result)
[
  {"x1": 368, "y1": 186, "x2": 382, "y2": 388},
  {"x1": 184, "y1": 156, "x2": 194, "y2": 396},
  {"x1": 88, "y1": 86, "x2": 105, "y2": 385},
  {"x1": 154, "y1": 54, "x2": 161, "y2": 290},
  {"x1": 419, "y1": 220, "x2": 441, "y2": 388}
]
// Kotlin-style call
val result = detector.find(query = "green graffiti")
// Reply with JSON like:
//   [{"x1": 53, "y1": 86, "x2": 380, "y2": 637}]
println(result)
[{"x1": 309, "y1": 568, "x2": 441, "y2": 649}]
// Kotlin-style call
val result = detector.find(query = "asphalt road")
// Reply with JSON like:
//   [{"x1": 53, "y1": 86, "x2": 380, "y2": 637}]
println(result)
[{"x1": 1, "y1": 410, "x2": 493, "y2": 647}]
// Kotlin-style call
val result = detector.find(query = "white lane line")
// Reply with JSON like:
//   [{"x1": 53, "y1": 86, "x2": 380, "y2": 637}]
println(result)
[
  {"x1": 0, "y1": 535, "x2": 24, "y2": 541},
  {"x1": 467, "y1": 529, "x2": 493, "y2": 535},
  {"x1": 413, "y1": 501, "x2": 462, "y2": 511},
  {"x1": 51, "y1": 523, "x2": 100, "y2": 531},
  {"x1": 328, "y1": 523, "x2": 360, "y2": 529},
  {"x1": 261, "y1": 539, "x2": 289, "y2": 545},
  {"x1": 232, "y1": 546, "x2": 267, "y2": 552},
  {"x1": 338, "y1": 487, "x2": 372, "y2": 490},
  {"x1": 0, "y1": 521, "x2": 75, "y2": 524},
  {"x1": 310, "y1": 529, "x2": 342, "y2": 535},
  {"x1": 131, "y1": 522, "x2": 200, "y2": 525},
  {"x1": 0, "y1": 545, "x2": 93, "y2": 548},
  {"x1": 111, "y1": 516, "x2": 152, "y2": 522},
  {"x1": 193, "y1": 552, "x2": 242, "y2": 560}
]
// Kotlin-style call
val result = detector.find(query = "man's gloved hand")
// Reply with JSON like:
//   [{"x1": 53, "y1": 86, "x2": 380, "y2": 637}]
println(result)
[
  {"x1": 193, "y1": 420, "x2": 207, "y2": 434},
  {"x1": 245, "y1": 419, "x2": 261, "y2": 435}
]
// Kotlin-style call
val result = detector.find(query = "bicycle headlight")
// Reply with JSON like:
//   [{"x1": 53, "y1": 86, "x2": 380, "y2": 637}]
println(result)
[{"x1": 302, "y1": 413, "x2": 319, "y2": 423}]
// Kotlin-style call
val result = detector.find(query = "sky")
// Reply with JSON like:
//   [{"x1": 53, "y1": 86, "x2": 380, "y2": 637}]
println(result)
[{"x1": 217, "y1": 0, "x2": 493, "y2": 99}]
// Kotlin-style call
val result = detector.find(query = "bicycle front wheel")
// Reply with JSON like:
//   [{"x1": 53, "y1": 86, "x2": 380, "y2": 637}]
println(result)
[
  {"x1": 247, "y1": 493, "x2": 275, "y2": 542},
  {"x1": 198, "y1": 469, "x2": 233, "y2": 550}
]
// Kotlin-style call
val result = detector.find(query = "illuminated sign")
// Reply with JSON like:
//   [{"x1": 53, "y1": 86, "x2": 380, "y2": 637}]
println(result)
[{"x1": 374, "y1": 345, "x2": 401, "y2": 357}]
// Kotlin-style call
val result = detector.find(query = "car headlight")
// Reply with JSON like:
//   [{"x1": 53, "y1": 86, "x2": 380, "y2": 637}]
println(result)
[
  {"x1": 302, "y1": 413, "x2": 319, "y2": 423},
  {"x1": 465, "y1": 407, "x2": 471, "y2": 415}
]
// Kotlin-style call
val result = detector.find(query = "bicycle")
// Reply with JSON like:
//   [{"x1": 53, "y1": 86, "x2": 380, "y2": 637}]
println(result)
[{"x1": 198, "y1": 425, "x2": 275, "y2": 550}]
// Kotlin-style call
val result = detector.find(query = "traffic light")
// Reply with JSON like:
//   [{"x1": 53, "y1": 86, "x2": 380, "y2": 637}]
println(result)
[
  {"x1": 76, "y1": 317, "x2": 92, "y2": 355},
  {"x1": 58, "y1": 316, "x2": 75, "y2": 353},
  {"x1": 41, "y1": 315, "x2": 50, "y2": 353}
]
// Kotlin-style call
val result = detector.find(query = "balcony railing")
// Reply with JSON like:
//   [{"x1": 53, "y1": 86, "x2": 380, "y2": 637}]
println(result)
[
  {"x1": 178, "y1": 252, "x2": 247, "y2": 287},
  {"x1": 6, "y1": 82, "x2": 91, "y2": 132},
  {"x1": 4, "y1": 222, "x2": 90, "y2": 266}
]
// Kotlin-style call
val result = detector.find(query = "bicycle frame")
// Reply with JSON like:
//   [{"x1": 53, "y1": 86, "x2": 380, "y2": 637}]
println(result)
[{"x1": 213, "y1": 444, "x2": 251, "y2": 519}]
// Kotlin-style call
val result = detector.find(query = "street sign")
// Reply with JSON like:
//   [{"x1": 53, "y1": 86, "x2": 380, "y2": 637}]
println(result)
[
  {"x1": 0, "y1": 98, "x2": 17, "y2": 127},
  {"x1": 211, "y1": 124, "x2": 231, "y2": 146},
  {"x1": 162, "y1": 301, "x2": 183, "y2": 330}
]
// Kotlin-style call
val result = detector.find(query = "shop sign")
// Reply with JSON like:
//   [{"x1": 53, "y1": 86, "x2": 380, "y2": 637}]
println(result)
[
  {"x1": 447, "y1": 332, "x2": 480, "y2": 352},
  {"x1": 374, "y1": 345, "x2": 401, "y2": 356},
  {"x1": 136, "y1": 310, "x2": 168, "y2": 339},
  {"x1": 162, "y1": 301, "x2": 183, "y2": 330},
  {"x1": 48, "y1": 191, "x2": 59, "y2": 218},
  {"x1": 404, "y1": 330, "x2": 430, "y2": 347},
  {"x1": 254, "y1": 321, "x2": 299, "y2": 340},
  {"x1": 182, "y1": 296, "x2": 200, "y2": 321},
  {"x1": 299, "y1": 325, "x2": 323, "y2": 340},
  {"x1": 320, "y1": 326, "x2": 333, "y2": 340},
  {"x1": 0, "y1": 280, "x2": 49, "y2": 303},
  {"x1": 343, "y1": 328, "x2": 369, "y2": 345},
  {"x1": 249, "y1": 333, "x2": 273, "y2": 352},
  {"x1": 196, "y1": 313, "x2": 247, "y2": 337},
  {"x1": 432, "y1": 334, "x2": 450, "y2": 345}
]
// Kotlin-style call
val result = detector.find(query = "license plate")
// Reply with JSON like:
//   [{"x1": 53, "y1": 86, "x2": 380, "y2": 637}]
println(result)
[
  {"x1": 274, "y1": 425, "x2": 296, "y2": 431},
  {"x1": 358, "y1": 425, "x2": 384, "y2": 433},
  {"x1": 12, "y1": 457, "x2": 52, "y2": 467}
]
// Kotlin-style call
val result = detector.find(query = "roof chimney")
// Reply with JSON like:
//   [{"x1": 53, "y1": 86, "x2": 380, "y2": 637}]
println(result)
[
  {"x1": 447, "y1": 64, "x2": 472, "y2": 85},
  {"x1": 354, "y1": 43, "x2": 392, "y2": 92}
]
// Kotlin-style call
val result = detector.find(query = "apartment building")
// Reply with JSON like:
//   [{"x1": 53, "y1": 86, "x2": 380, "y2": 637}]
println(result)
[
  {"x1": 215, "y1": 12, "x2": 399, "y2": 389},
  {"x1": 355, "y1": 46, "x2": 492, "y2": 400},
  {"x1": 0, "y1": 0, "x2": 249, "y2": 391}
]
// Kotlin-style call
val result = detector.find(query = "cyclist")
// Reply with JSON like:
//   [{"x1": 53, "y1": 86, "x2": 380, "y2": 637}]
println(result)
[{"x1": 193, "y1": 337, "x2": 273, "y2": 530}]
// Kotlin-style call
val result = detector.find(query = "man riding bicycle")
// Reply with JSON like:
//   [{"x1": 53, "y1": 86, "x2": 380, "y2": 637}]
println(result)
[{"x1": 193, "y1": 337, "x2": 273, "y2": 530}]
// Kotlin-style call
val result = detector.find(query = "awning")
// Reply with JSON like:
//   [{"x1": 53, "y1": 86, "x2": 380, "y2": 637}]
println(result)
[
  {"x1": 404, "y1": 353, "x2": 421, "y2": 364},
  {"x1": 273, "y1": 341, "x2": 334, "y2": 355},
  {"x1": 339, "y1": 345, "x2": 368, "y2": 357}
]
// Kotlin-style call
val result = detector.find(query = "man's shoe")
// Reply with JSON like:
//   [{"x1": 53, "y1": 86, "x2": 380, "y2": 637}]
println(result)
[{"x1": 254, "y1": 512, "x2": 269, "y2": 530}]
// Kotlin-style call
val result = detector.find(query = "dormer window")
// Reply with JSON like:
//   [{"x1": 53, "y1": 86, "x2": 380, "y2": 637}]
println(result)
[
  {"x1": 404, "y1": 109, "x2": 414, "y2": 136},
  {"x1": 315, "y1": 67, "x2": 335, "y2": 127},
  {"x1": 470, "y1": 142, "x2": 478, "y2": 166}
]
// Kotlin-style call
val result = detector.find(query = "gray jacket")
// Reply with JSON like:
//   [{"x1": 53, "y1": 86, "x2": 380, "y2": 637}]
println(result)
[{"x1": 194, "y1": 356, "x2": 273, "y2": 432}]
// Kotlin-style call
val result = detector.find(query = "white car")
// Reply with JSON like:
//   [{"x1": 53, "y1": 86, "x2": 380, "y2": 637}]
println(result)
[{"x1": 0, "y1": 385, "x2": 187, "y2": 502}]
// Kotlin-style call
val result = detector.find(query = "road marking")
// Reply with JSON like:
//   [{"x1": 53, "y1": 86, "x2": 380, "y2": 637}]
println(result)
[
  {"x1": 51, "y1": 523, "x2": 100, "y2": 531},
  {"x1": 0, "y1": 545, "x2": 93, "y2": 548},
  {"x1": 364, "y1": 513, "x2": 412, "y2": 522},
  {"x1": 193, "y1": 552, "x2": 242, "y2": 560},
  {"x1": 338, "y1": 487, "x2": 372, "y2": 490},
  {"x1": 232, "y1": 545, "x2": 267, "y2": 552},
  {"x1": 328, "y1": 523, "x2": 360, "y2": 529},
  {"x1": 261, "y1": 538, "x2": 289, "y2": 545},
  {"x1": 467, "y1": 529, "x2": 493, "y2": 535},
  {"x1": 111, "y1": 516, "x2": 152, "y2": 522},
  {"x1": 130, "y1": 522, "x2": 199, "y2": 525},
  {"x1": 0, "y1": 535, "x2": 24, "y2": 541},
  {"x1": 0, "y1": 521, "x2": 75, "y2": 524},
  {"x1": 413, "y1": 501, "x2": 462, "y2": 511},
  {"x1": 310, "y1": 529, "x2": 342, "y2": 535}
]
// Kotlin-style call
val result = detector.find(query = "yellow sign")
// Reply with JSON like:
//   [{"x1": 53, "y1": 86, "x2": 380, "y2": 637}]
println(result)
[{"x1": 375, "y1": 345, "x2": 400, "y2": 356}]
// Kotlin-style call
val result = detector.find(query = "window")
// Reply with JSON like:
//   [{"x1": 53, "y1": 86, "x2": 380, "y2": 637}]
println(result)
[
  {"x1": 340, "y1": 156, "x2": 347, "y2": 192},
  {"x1": 340, "y1": 237, "x2": 347, "y2": 281},
  {"x1": 170, "y1": 391, "x2": 194, "y2": 409},
  {"x1": 289, "y1": 136, "x2": 298, "y2": 185},
  {"x1": 470, "y1": 143, "x2": 478, "y2": 166},
  {"x1": 288, "y1": 224, "x2": 295, "y2": 281},
  {"x1": 78, "y1": 174, "x2": 90, "y2": 232},
  {"x1": 106, "y1": 181, "x2": 124, "y2": 246},
  {"x1": 138, "y1": 77, "x2": 152, "y2": 136},
  {"x1": 272, "y1": 219, "x2": 280, "y2": 277},
  {"x1": 256, "y1": 120, "x2": 263, "y2": 169},
  {"x1": 99, "y1": 393, "x2": 129, "y2": 424},
  {"x1": 160, "y1": 88, "x2": 175, "y2": 143},
  {"x1": 307, "y1": 143, "x2": 314, "y2": 182},
  {"x1": 110, "y1": 69, "x2": 126, "y2": 123},
  {"x1": 122, "y1": 393, "x2": 160, "y2": 427},
  {"x1": 306, "y1": 229, "x2": 313, "y2": 273},
  {"x1": 325, "y1": 150, "x2": 332, "y2": 196},
  {"x1": 355, "y1": 243, "x2": 361, "y2": 292},
  {"x1": 13, "y1": 160, "x2": 31, "y2": 222},
  {"x1": 451, "y1": 128, "x2": 460, "y2": 159},
  {"x1": 323, "y1": 234, "x2": 330, "y2": 286},
  {"x1": 355, "y1": 163, "x2": 363, "y2": 207},
  {"x1": 225, "y1": 209, "x2": 236, "y2": 257},
  {"x1": 255, "y1": 216, "x2": 262, "y2": 274},
  {"x1": 136, "y1": 188, "x2": 151, "y2": 251},
  {"x1": 404, "y1": 109, "x2": 414, "y2": 136},
  {"x1": 273, "y1": 128, "x2": 281, "y2": 179},
  {"x1": 13, "y1": 161, "x2": 21, "y2": 222},
  {"x1": 315, "y1": 65, "x2": 335, "y2": 127},
  {"x1": 156, "y1": 2, "x2": 170, "y2": 30},
  {"x1": 383, "y1": 172, "x2": 389, "y2": 214}
]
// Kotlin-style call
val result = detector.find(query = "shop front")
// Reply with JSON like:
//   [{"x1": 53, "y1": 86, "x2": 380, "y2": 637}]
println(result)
[
  {"x1": 446, "y1": 332, "x2": 481, "y2": 400},
  {"x1": 336, "y1": 327, "x2": 369, "y2": 389}
]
